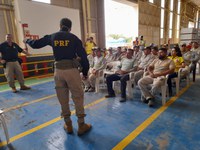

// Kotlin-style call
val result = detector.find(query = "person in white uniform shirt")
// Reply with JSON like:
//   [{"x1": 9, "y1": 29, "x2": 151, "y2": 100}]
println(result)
[
  {"x1": 182, "y1": 43, "x2": 199, "y2": 82},
  {"x1": 87, "y1": 48, "x2": 96, "y2": 67},
  {"x1": 105, "y1": 47, "x2": 115, "y2": 63},
  {"x1": 82, "y1": 48, "x2": 106, "y2": 92},
  {"x1": 133, "y1": 45, "x2": 143, "y2": 62},
  {"x1": 105, "y1": 49, "x2": 137, "y2": 102},
  {"x1": 113, "y1": 46, "x2": 123, "y2": 61},
  {"x1": 134, "y1": 47, "x2": 156, "y2": 85}
]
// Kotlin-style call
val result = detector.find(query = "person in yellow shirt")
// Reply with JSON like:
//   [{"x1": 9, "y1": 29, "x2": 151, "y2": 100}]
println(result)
[
  {"x1": 85, "y1": 37, "x2": 96, "y2": 55},
  {"x1": 167, "y1": 47, "x2": 185, "y2": 96}
]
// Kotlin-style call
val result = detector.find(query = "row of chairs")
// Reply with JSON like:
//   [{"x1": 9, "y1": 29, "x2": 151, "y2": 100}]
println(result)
[{"x1": 0, "y1": 64, "x2": 193, "y2": 145}]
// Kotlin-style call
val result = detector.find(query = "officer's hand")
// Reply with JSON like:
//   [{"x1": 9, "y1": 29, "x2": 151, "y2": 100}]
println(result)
[
  {"x1": 22, "y1": 49, "x2": 31, "y2": 56},
  {"x1": 0, "y1": 59, "x2": 6, "y2": 64},
  {"x1": 26, "y1": 52, "x2": 31, "y2": 56}
]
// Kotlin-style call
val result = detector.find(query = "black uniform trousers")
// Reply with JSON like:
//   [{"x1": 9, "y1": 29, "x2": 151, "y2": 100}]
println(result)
[{"x1": 106, "y1": 73, "x2": 130, "y2": 98}]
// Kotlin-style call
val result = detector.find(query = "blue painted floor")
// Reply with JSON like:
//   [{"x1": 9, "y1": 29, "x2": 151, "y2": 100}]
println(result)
[{"x1": 0, "y1": 77, "x2": 200, "y2": 150}]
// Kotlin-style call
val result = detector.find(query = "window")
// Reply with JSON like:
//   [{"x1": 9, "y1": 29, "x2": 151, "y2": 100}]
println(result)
[
  {"x1": 161, "y1": 0, "x2": 165, "y2": 8},
  {"x1": 188, "y1": 21, "x2": 194, "y2": 28},
  {"x1": 161, "y1": 9, "x2": 164, "y2": 28},
  {"x1": 160, "y1": 0, "x2": 165, "y2": 39},
  {"x1": 170, "y1": 0, "x2": 174, "y2": 11},
  {"x1": 176, "y1": 0, "x2": 181, "y2": 38},
  {"x1": 169, "y1": 29, "x2": 172, "y2": 38},
  {"x1": 196, "y1": 11, "x2": 199, "y2": 28},
  {"x1": 169, "y1": 12, "x2": 173, "y2": 30},
  {"x1": 176, "y1": 15, "x2": 180, "y2": 38},
  {"x1": 149, "y1": 0, "x2": 154, "y2": 3},
  {"x1": 169, "y1": 0, "x2": 174, "y2": 38},
  {"x1": 160, "y1": 29, "x2": 164, "y2": 39},
  {"x1": 32, "y1": 0, "x2": 50, "y2": 4},
  {"x1": 177, "y1": 0, "x2": 181, "y2": 14}
]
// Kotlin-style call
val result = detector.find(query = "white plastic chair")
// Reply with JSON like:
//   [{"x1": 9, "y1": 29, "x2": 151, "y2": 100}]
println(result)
[
  {"x1": 95, "y1": 69, "x2": 105, "y2": 93},
  {"x1": 113, "y1": 72, "x2": 134, "y2": 99},
  {"x1": 0, "y1": 109, "x2": 10, "y2": 144},
  {"x1": 95, "y1": 61, "x2": 121, "y2": 93},
  {"x1": 140, "y1": 75, "x2": 168, "y2": 105},
  {"x1": 161, "y1": 76, "x2": 168, "y2": 105},
  {"x1": 174, "y1": 68, "x2": 190, "y2": 95}
]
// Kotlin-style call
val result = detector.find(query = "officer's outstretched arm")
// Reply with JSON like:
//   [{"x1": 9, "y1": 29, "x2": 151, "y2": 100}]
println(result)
[{"x1": 25, "y1": 35, "x2": 51, "y2": 49}]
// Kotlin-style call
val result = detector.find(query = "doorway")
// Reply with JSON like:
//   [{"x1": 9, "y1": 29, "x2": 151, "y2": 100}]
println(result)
[{"x1": 104, "y1": 0, "x2": 138, "y2": 48}]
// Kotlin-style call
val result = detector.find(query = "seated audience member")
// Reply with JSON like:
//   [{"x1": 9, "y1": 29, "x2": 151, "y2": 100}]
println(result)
[
  {"x1": 105, "y1": 49, "x2": 137, "y2": 102},
  {"x1": 173, "y1": 45, "x2": 182, "y2": 56},
  {"x1": 113, "y1": 46, "x2": 123, "y2": 61},
  {"x1": 183, "y1": 44, "x2": 200, "y2": 73},
  {"x1": 105, "y1": 47, "x2": 115, "y2": 63},
  {"x1": 151, "y1": 46, "x2": 159, "y2": 59},
  {"x1": 102, "y1": 48, "x2": 107, "y2": 57},
  {"x1": 82, "y1": 48, "x2": 106, "y2": 92},
  {"x1": 191, "y1": 42, "x2": 200, "y2": 53},
  {"x1": 180, "y1": 43, "x2": 187, "y2": 55},
  {"x1": 182, "y1": 45, "x2": 192, "y2": 66},
  {"x1": 167, "y1": 47, "x2": 185, "y2": 96},
  {"x1": 142, "y1": 46, "x2": 159, "y2": 77},
  {"x1": 138, "y1": 48, "x2": 175, "y2": 107},
  {"x1": 120, "y1": 47, "x2": 128, "y2": 59},
  {"x1": 191, "y1": 42, "x2": 200, "y2": 67},
  {"x1": 134, "y1": 47, "x2": 155, "y2": 85},
  {"x1": 87, "y1": 48, "x2": 96, "y2": 67},
  {"x1": 133, "y1": 45, "x2": 143, "y2": 62}
]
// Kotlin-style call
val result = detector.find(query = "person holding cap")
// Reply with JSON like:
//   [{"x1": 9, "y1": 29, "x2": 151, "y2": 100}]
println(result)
[{"x1": 24, "y1": 18, "x2": 91, "y2": 135}]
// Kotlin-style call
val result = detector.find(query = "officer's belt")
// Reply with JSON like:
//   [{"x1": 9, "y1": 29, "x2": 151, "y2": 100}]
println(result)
[
  {"x1": 6, "y1": 59, "x2": 18, "y2": 62},
  {"x1": 54, "y1": 59, "x2": 77, "y2": 70}
]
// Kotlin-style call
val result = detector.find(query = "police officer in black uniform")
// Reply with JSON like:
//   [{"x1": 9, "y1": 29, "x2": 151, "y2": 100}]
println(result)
[
  {"x1": 0, "y1": 34, "x2": 31, "y2": 93},
  {"x1": 25, "y1": 18, "x2": 91, "y2": 135}
]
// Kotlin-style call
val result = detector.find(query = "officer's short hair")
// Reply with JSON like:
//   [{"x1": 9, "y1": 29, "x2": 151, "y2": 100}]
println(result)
[{"x1": 60, "y1": 18, "x2": 72, "y2": 29}]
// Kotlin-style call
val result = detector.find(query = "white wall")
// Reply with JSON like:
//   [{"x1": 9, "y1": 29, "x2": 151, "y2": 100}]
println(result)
[{"x1": 14, "y1": 0, "x2": 81, "y2": 54}]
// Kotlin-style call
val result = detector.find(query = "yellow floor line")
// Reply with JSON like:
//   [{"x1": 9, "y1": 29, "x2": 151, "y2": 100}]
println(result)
[
  {"x1": 0, "y1": 74, "x2": 53, "y2": 85},
  {"x1": 0, "y1": 78, "x2": 54, "y2": 93},
  {"x1": 3, "y1": 94, "x2": 56, "y2": 113},
  {"x1": 0, "y1": 97, "x2": 106, "y2": 147},
  {"x1": 112, "y1": 83, "x2": 193, "y2": 150}
]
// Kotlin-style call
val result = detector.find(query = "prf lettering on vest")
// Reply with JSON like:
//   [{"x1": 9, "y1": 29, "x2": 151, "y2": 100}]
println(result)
[{"x1": 54, "y1": 40, "x2": 70, "y2": 46}]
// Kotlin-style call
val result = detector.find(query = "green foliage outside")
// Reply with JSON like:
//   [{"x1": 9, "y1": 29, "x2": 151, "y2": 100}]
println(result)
[{"x1": 108, "y1": 34, "x2": 132, "y2": 43}]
